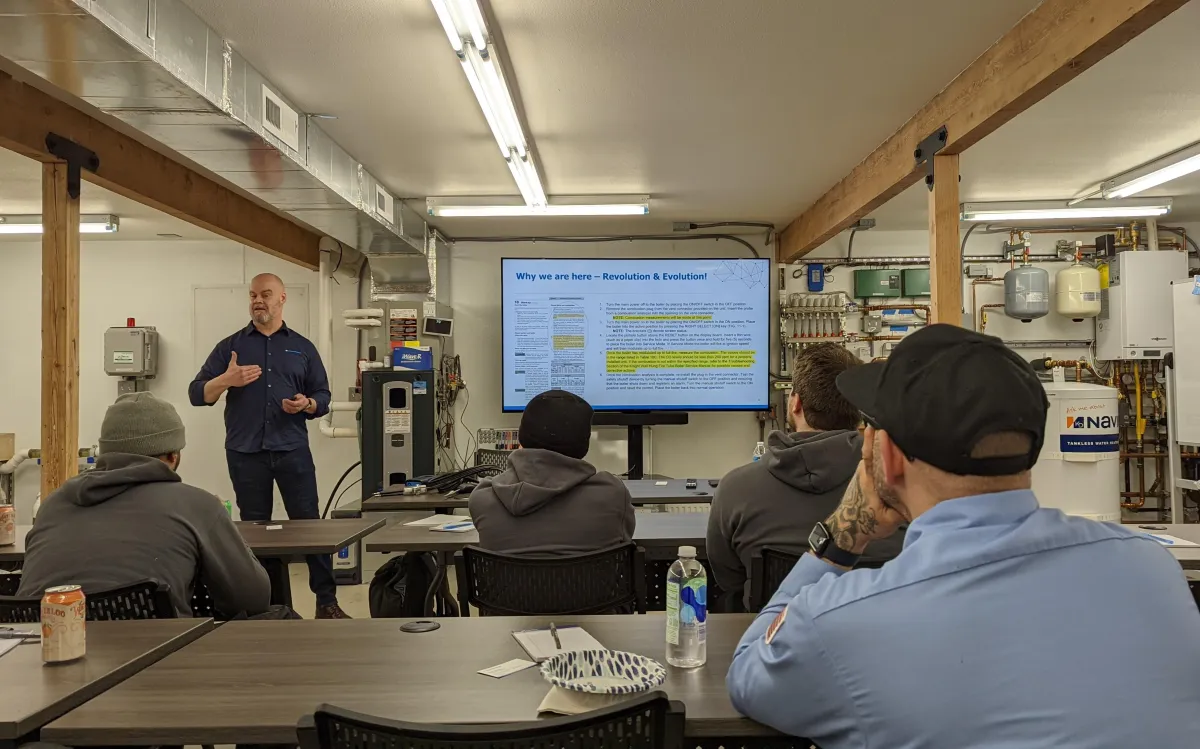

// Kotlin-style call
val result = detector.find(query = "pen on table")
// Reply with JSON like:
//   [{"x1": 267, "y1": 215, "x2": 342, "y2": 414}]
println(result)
[
  {"x1": 550, "y1": 622, "x2": 562, "y2": 650},
  {"x1": 0, "y1": 631, "x2": 39, "y2": 640},
  {"x1": 1143, "y1": 533, "x2": 1175, "y2": 545}
]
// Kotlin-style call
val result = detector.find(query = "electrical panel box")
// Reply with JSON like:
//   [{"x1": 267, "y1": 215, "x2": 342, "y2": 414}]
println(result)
[
  {"x1": 363, "y1": 300, "x2": 454, "y2": 364},
  {"x1": 1171, "y1": 280, "x2": 1200, "y2": 445},
  {"x1": 853, "y1": 269, "x2": 901, "y2": 298},
  {"x1": 1096, "y1": 251, "x2": 1189, "y2": 360},
  {"x1": 900, "y1": 268, "x2": 931, "y2": 297},
  {"x1": 103, "y1": 326, "x2": 159, "y2": 377},
  {"x1": 861, "y1": 315, "x2": 883, "y2": 334}
]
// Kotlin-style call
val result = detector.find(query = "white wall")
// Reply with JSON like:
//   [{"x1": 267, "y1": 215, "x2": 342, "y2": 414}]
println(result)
[
  {"x1": 0, "y1": 239, "x2": 364, "y2": 522},
  {"x1": 447, "y1": 239, "x2": 768, "y2": 479}
]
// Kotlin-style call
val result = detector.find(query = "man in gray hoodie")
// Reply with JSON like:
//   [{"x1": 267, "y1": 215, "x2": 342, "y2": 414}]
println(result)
[
  {"x1": 18, "y1": 393, "x2": 271, "y2": 617},
  {"x1": 707, "y1": 344, "x2": 904, "y2": 610},
  {"x1": 469, "y1": 390, "x2": 635, "y2": 556}
]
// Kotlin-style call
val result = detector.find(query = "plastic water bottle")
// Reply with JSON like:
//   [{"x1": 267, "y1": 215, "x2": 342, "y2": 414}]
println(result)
[
  {"x1": 666, "y1": 545, "x2": 707, "y2": 668},
  {"x1": 752, "y1": 441, "x2": 767, "y2": 462}
]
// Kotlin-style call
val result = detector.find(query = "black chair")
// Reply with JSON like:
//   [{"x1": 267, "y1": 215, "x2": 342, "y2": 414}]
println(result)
[
  {"x1": 297, "y1": 692, "x2": 684, "y2": 749},
  {"x1": 190, "y1": 578, "x2": 217, "y2": 619},
  {"x1": 0, "y1": 579, "x2": 175, "y2": 623},
  {"x1": 455, "y1": 542, "x2": 646, "y2": 616},
  {"x1": 748, "y1": 547, "x2": 803, "y2": 612},
  {"x1": 0, "y1": 571, "x2": 20, "y2": 596}
]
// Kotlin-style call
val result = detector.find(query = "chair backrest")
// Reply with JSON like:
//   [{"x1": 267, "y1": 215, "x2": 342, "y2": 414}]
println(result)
[
  {"x1": 190, "y1": 579, "x2": 216, "y2": 619},
  {"x1": 0, "y1": 572, "x2": 21, "y2": 597},
  {"x1": 455, "y1": 542, "x2": 645, "y2": 616},
  {"x1": 749, "y1": 546, "x2": 804, "y2": 612},
  {"x1": 298, "y1": 692, "x2": 683, "y2": 749},
  {"x1": 0, "y1": 580, "x2": 175, "y2": 623}
]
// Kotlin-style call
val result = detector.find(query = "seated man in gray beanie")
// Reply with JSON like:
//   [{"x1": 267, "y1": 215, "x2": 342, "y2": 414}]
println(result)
[
  {"x1": 469, "y1": 389, "x2": 635, "y2": 556},
  {"x1": 18, "y1": 393, "x2": 271, "y2": 617}
]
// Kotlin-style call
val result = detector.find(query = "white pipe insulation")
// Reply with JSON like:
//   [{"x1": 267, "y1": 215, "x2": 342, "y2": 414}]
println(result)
[
  {"x1": 344, "y1": 318, "x2": 382, "y2": 328},
  {"x1": 342, "y1": 308, "x2": 384, "y2": 318},
  {"x1": 0, "y1": 449, "x2": 36, "y2": 503},
  {"x1": 319, "y1": 402, "x2": 360, "y2": 438}
]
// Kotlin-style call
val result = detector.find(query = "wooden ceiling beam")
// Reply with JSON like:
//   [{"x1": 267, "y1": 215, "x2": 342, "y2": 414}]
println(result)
[
  {"x1": 0, "y1": 65, "x2": 322, "y2": 268},
  {"x1": 778, "y1": 0, "x2": 1190, "y2": 264}
]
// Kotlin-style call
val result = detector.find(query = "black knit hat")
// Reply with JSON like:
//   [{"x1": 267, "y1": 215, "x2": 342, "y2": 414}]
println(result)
[{"x1": 519, "y1": 390, "x2": 594, "y2": 460}]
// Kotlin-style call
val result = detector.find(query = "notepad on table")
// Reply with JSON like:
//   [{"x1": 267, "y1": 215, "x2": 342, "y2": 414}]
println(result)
[
  {"x1": 430, "y1": 520, "x2": 475, "y2": 533},
  {"x1": 1140, "y1": 532, "x2": 1199, "y2": 547},
  {"x1": 512, "y1": 626, "x2": 605, "y2": 663}
]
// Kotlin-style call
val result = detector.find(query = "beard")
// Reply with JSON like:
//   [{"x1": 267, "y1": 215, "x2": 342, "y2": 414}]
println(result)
[
  {"x1": 252, "y1": 308, "x2": 273, "y2": 325},
  {"x1": 871, "y1": 432, "x2": 908, "y2": 519}
]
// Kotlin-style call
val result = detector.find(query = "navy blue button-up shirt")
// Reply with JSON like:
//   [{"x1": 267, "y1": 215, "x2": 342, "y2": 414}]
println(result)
[{"x1": 189, "y1": 321, "x2": 331, "y2": 453}]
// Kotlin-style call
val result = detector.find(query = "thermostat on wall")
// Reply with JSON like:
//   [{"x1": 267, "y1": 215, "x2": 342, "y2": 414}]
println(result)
[{"x1": 422, "y1": 316, "x2": 453, "y2": 337}]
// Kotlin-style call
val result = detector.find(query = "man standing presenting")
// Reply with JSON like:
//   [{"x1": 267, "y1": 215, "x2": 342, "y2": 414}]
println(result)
[{"x1": 189, "y1": 272, "x2": 348, "y2": 619}]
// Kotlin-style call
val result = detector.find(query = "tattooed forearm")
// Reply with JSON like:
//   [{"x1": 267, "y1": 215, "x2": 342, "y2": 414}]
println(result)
[{"x1": 824, "y1": 473, "x2": 877, "y2": 555}]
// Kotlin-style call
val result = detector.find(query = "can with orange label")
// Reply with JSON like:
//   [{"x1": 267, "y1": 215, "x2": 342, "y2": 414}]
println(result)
[
  {"x1": 42, "y1": 585, "x2": 86, "y2": 663},
  {"x1": 0, "y1": 505, "x2": 14, "y2": 546}
]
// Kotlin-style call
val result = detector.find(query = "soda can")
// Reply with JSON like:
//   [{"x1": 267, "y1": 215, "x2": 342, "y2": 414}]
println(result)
[
  {"x1": 42, "y1": 585, "x2": 86, "y2": 663},
  {"x1": 0, "y1": 506, "x2": 14, "y2": 546}
]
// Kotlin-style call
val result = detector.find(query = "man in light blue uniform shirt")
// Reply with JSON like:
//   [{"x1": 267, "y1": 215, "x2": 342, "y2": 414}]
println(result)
[{"x1": 728, "y1": 325, "x2": 1200, "y2": 748}]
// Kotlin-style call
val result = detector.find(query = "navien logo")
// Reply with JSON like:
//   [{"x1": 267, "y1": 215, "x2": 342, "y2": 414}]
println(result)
[{"x1": 1067, "y1": 416, "x2": 1116, "y2": 429}]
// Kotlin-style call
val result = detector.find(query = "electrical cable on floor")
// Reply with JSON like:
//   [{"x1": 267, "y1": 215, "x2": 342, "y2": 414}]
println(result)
[
  {"x1": 321, "y1": 461, "x2": 361, "y2": 518},
  {"x1": 445, "y1": 233, "x2": 762, "y2": 259}
]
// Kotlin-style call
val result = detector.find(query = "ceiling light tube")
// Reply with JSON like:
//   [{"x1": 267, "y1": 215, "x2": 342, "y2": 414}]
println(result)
[
  {"x1": 514, "y1": 155, "x2": 546, "y2": 205},
  {"x1": 453, "y1": 0, "x2": 489, "y2": 53},
  {"x1": 506, "y1": 156, "x2": 543, "y2": 207},
  {"x1": 477, "y1": 54, "x2": 526, "y2": 157},
  {"x1": 1103, "y1": 141, "x2": 1200, "y2": 199},
  {"x1": 0, "y1": 214, "x2": 120, "y2": 234},
  {"x1": 428, "y1": 203, "x2": 650, "y2": 218},
  {"x1": 459, "y1": 56, "x2": 511, "y2": 158},
  {"x1": 961, "y1": 199, "x2": 1172, "y2": 222},
  {"x1": 428, "y1": 0, "x2": 463, "y2": 53}
]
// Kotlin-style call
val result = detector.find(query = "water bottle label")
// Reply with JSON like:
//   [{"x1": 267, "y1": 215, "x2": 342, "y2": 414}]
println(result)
[
  {"x1": 680, "y1": 579, "x2": 707, "y2": 629},
  {"x1": 666, "y1": 581, "x2": 680, "y2": 645}
]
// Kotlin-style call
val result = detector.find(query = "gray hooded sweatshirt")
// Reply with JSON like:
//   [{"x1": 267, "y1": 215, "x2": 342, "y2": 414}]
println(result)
[
  {"x1": 17, "y1": 453, "x2": 271, "y2": 617},
  {"x1": 707, "y1": 429, "x2": 906, "y2": 610},
  {"x1": 468, "y1": 448, "x2": 636, "y2": 556}
]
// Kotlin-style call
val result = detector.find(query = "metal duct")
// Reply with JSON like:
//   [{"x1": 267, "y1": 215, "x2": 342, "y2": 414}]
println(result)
[{"x1": 0, "y1": 0, "x2": 428, "y2": 279}]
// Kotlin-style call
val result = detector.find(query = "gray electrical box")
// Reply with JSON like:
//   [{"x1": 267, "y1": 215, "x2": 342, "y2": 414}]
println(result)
[
  {"x1": 861, "y1": 315, "x2": 883, "y2": 334},
  {"x1": 104, "y1": 326, "x2": 159, "y2": 378}
]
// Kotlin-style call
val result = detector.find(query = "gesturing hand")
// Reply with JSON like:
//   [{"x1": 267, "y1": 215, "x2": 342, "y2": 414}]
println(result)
[
  {"x1": 824, "y1": 460, "x2": 906, "y2": 556},
  {"x1": 282, "y1": 393, "x2": 312, "y2": 415},
  {"x1": 223, "y1": 351, "x2": 262, "y2": 388}
]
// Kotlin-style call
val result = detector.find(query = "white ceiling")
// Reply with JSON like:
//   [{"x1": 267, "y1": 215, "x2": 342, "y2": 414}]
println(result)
[
  {"x1": 0, "y1": 148, "x2": 217, "y2": 241},
  {"x1": 180, "y1": 0, "x2": 1043, "y2": 235}
]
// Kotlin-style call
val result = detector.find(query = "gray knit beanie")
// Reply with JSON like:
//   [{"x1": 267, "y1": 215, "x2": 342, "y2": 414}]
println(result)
[{"x1": 98, "y1": 393, "x2": 187, "y2": 457}]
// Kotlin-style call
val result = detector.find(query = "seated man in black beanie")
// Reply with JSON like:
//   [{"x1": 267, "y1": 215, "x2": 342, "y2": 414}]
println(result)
[{"x1": 469, "y1": 389, "x2": 635, "y2": 556}]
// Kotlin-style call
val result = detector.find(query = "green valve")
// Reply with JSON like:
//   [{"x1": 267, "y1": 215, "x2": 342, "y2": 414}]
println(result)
[
  {"x1": 853, "y1": 269, "x2": 901, "y2": 298},
  {"x1": 901, "y1": 268, "x2": 931, "y2": 297}
]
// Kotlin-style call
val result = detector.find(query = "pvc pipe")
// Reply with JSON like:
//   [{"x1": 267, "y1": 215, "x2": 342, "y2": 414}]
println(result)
[
  {"x1": 344, "y1": 318, "x2": 382, "y2": 328},
  {"x1": 0, "y1": 449, "x2": 35, "y2": 475},
  {"x1": 328, "y1": 401, "x2": 360, "y2": 412},
  {"x1": 342, "y1": 308, "x2": 384, "y2": 318},
  {"x1": 317, "y1": 237, "x2": 336, "y2": 367},
  {"x1": 318, "y1": 412, "x2": 357, "y2": 438}
]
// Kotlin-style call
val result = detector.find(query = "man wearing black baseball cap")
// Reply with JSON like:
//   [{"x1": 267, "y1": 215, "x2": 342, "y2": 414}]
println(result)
[{"x1": 729, "y1": 325, "x2": 1200, "y2": 748}]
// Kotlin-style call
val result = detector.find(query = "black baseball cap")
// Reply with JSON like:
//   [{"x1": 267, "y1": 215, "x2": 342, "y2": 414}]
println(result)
[{"x1": 835, "y1": 324, "x2": 1049, "y2": 476}]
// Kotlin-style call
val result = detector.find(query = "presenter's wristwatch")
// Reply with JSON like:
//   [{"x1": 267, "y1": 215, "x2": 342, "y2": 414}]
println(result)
[{"x1": 808, "y1": 522, "x2": 861, "y2": 568}]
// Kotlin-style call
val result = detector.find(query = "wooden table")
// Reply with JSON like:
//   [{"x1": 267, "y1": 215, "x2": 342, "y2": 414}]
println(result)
[
  {"x1": 1124, "y1": 522, "x2": 1200, "y2": 569},
  {"x1": 42, "y1": 614, "x2": 771, "y2": 746},
  {"x1": 0, "y1": 526, "x2": 31, "y2": 565},
  {"x1": 0, "y1": 618, "x2": 213, "y2": 747},
  {"x1": 357, "y1": 479, "x2": 718, "y2": 514},
  {"x1": 233, "y1": 518, "x2": 386, "y2": 605}
]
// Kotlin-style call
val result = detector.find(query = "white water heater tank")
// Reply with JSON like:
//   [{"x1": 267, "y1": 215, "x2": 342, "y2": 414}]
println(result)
[
  {"x1": 1055, "y1": 262, "x2": 1102, "y2": 321},
  {"x1": 1031, "y1": 382, "x2": 1120, "y2": 522}
]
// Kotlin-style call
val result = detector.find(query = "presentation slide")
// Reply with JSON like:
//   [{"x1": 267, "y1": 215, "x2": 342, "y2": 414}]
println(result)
[{"x1": 501, "y1": 258, "x2": 770, "y2": 411}]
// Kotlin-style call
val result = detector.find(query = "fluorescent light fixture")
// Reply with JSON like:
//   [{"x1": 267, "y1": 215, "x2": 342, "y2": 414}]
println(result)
[
  {"x1": 0, "y1": 214, "x2": 119, "y2": 234},
  {"x1": 430, "y1": 0, "x2": 547, "y2": 204},
  {"x1": 960, "y1": 199, "x2": 1172, "y2": 222},
  {"x1": 1102, "y1": 141, "x2": 1200, "y2": 199},
  {"x1": 427, "y1": 197, "x2": 650, "y2": 218}
]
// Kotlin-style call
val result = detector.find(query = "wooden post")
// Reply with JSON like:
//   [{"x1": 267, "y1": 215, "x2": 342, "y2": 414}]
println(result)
[
  {"x1": 928, "y1": 153, "x2": 962, "y2": 326},
  {"x1": 41, "y1": 161, "x2": 81, "y2": 497}
]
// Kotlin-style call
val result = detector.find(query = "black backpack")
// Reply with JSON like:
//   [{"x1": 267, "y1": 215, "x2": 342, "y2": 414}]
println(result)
[{"x1": 369, "y1": 552, "x2": 436, "y2": 618}]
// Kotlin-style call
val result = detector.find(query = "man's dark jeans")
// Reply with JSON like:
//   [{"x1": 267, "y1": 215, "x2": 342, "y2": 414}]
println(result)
[{"x1": 226, "y1": 445, "x2": 337, "y2": 607}]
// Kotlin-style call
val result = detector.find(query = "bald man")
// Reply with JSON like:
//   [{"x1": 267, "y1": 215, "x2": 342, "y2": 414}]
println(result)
[{"x1": 189, "y1": 273, "x2": 345, "y2": 618}]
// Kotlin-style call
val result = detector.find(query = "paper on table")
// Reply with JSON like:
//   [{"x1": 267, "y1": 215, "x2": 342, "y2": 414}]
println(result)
[
  {"x1": 1140, "y1": 532, "x2": 1200, "y2": 547},
  {"x1": 0, "y1": 639, "x2": 23, "y2": 659},
  {"x1": 265, "y1": 524, "x2": 283, "y2": 531},
  {"x1": 430, "y1": 521, "x2": 474, "y2": 533},
  {"x1": 512, "y1": 626, "x2": 604, "y2": 663},
  {"x1": 478, "y1": 658, "x2": 537, "y2": 678},
  {"x1": 654, "y1": 481, "x2": 669, "y2": 486},
  {"x1": 405, "y1": 515, "x2": 450, "y2": 526},
  {"x1": 538, "y1": 685, "x2": 631, "y2": 715}
]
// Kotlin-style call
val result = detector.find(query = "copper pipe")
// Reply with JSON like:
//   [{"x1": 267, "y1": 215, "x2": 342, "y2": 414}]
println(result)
[
  {"x1": 859, "y1": 304, "x2": 930, "y2": 313},
  {"x1": 1121, "y1": 452, "x2": 1167, "y2": 458},
  {"x1": 970, "y1": 280, "x2": 1003, "y2": 333},
  {"x1": 1122, "y1": 492, "x2": 1168, "y2": 498},
  {"x1": 978, "y1": 303, "x2": 1005, "y2": 333}
]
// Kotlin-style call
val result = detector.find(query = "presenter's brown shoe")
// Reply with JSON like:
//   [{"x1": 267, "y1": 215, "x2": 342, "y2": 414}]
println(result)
[{"x1": 316, "y1": 603, "x2": 352, "y2": 619}]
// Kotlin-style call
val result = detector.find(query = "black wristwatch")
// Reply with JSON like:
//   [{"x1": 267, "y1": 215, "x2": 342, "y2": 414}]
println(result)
[{"x1": 809, "y1": 522, "x2": 861, "y2": 568}]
